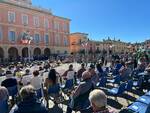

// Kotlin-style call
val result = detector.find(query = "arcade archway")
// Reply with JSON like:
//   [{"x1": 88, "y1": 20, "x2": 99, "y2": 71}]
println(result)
[
  {"x1": 44, "y1": 48, "x2": 51, "y2": 57},
  {"x1": 22, "y1": 47, "x2": 28, "y2": 57},
  {"x1": 8, "y1": 47, "x2": 18, "y2": 60},
  {"x1": 33, "y1": 48, "x2": 41, "y2": 56}
]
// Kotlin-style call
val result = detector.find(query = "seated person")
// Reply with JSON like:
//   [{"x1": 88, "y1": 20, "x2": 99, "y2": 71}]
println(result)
[
  {"x1": 1, "y1": 71, "x2": 17, "y2": 88},
  {"x1": 96, "y1": 63, "x2": 104, "y2": 75},
  {"x1": 0, "y1": 66, "x2": 6, "y2": 76},
  {"x1": 113, "y1": 60, "x2": 122, "y2": 75},
  {"x1": 119, "y1": 61, "x2": 132, "y2": 81},
  {"x1": 0, "y1": 86, "x2": 9, "y2": 113},
  {"x1": 9, "y1": 85, "x2": 48, "y2": 113},
  {"x1": 77, "y1": 63, "x2": 86, "y2": 79},
  {"x1": 0, "y1": 86, "x2": 9, "y2": 101},
  {"x1": 145, "y1": 63, "x2": 150, "y2": 73},
  {"x1": 30, "y1": 70, "x2": 42, "y2": 91},
  {"x1": 136, "y1": 57, "x2": 147, "y2": 73},
  {"x1": 62, "y1": 64, "x2": 75, "y2": 80},
  {"x1": 89, "y1": 89, "x2": 117, "y2": 113},
  {"x1": 21, "y1": 69, "x2": 32, "y2": 86},
  {"x1": 44, "y1": 69, "x2": 58, "y2": 88},
  {"x1": 66, "y1": 71, "x2": 94, "y2": 113},
  {"x1": 89, "y1": 64, "x2": 99, "y2": 86}
]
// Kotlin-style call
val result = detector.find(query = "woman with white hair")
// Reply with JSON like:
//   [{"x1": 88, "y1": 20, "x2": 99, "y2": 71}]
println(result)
[
  {"x1": 0, "y1": 86, "x2": 9, "y2": 113},
  {"x1": 9, "y1": 85, "x2": 48, "y2": 113},
  {"x1": 89, "y1": 89, "x2": 116, "y2": 113}
]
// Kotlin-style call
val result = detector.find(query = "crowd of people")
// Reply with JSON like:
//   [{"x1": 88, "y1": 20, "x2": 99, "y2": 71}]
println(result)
[{"x1": 0, "y1": 51, "x2": 150, "y2": 113}]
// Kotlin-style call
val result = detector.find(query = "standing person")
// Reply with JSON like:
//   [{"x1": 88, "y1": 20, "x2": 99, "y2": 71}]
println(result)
[
  {"x1": 30, "y1": 70, "x2": 42, "y2": 90},
  {"x1": 62, "y1": 64, "x2": 75, "y2": 80},
  {"x1": 101, "y1": 56, "x2": 105, "y2": 66},
  {"x1": 44, "y1": 69, "x2": 58, "y2": 88},
  {"x1": 9, "y1": 85, "x2": 48, "y2": 113},
  {"x1": 21, "y1": 69, "x2": 32, "y2": 86},
  {"x1": 77, "y1": 63, "x2": 86, "y2": 79}
]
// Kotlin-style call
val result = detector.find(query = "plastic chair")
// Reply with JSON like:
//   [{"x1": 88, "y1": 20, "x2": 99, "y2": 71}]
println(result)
[
  {"x1": 96, "y1": 76, "x2": 107, "y2": 87},
  {"x1": 128, "y1": 101, "x2": 148, "y2": 113},
  {"x1": 136, "y1": 95, "x2": 150, "y2": 105},
  {"x1": 107, "y1": 75, "x2": 121, "y2": 85},
  {"x1": 61, "y1": 79, "x2": 74, "y2": 91},
  {"x1": 7, "y1": 85, "x2": 18, "y2": 97},
  {"x1": 36, "y1": 88, "x2": 43, "y2": 99},
  {"x1": 145, "y1": 90, "x2": 150, "y2": 96},
  {"x1": 108, "y1": 82, "x2": 126, "y2": 96},
  {"x1": 0, "y1": 100, "x2": 8, "y2": 113},
  {"x1": 48, "y1": 84, "x2": 60, "y2": 95},
  {"x1": 47, "y1": 83, "x2": 64, "y2": 106},
  {"x1": 133, "y1": 76, "x2": 143, "y2": 88},
  {"x1": 126, "y1": 80, "x2": 133, "y2": 91}
]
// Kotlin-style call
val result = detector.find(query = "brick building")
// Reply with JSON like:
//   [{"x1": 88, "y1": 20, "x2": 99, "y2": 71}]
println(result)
[{"x1": 0, "y1": 0, "x2": 70, "y2": 61}]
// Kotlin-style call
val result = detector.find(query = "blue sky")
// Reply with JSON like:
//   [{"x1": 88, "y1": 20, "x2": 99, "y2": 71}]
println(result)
[{"x1": 32, "y1": 0, "x2": 150, "y2": 43}]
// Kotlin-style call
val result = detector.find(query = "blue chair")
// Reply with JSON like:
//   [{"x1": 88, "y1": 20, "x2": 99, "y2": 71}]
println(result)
[
  {"x1": 7, "y1": 85, "x2": 18, "y2": 102},
  {"x1": 61, "y1": 79, "x2": 74, "y2": 91},
  {"x1": 133, "y1": 76, "x2": 143, "y2": 88},
  {"x1": 108, "y1": 82, "x2": 126, "y2": 96},
  {"x1": 126, "y1": 80, "x2": 133, "y2": 91},
  {"x1": 96, "y1": 76, "x2": 107, "y2": 87},
  {"x1": 0, "y1": 100, "x2": 8, "y2": 113},
  {"x1": 136, "y1": 95, "x2": 150, "y2": 105},
  {"x1": 48, "y1": 83, "x2": 60, "y2": 95},
  {"x1": 47, "y1": 83, "x2": 63, "y2": 105},
  {"x1": 107, "y1": 75, "x2": 121, "y2": 85},
  {"x1": 128, "y1": 101, "x2": 149, "y2": 113},
  {"x1": 145, "y1": 91, "x2": 150, "y2": 96},
  {"x1": 36, "y1": 88, "x2": 43, "y2": 99},
  {"x1": 7, "y1": 85, "x2": 18, "y2": 97}
]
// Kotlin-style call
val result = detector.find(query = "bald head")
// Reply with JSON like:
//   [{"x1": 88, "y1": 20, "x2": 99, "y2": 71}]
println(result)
[{"x1": 82, "y1": 71, "x2": 91, "y2": 80}]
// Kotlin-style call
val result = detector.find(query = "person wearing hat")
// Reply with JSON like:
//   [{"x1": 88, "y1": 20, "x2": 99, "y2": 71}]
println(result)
[{"x1": 1, "y1": 71, "x2": 17, "y2": 88}]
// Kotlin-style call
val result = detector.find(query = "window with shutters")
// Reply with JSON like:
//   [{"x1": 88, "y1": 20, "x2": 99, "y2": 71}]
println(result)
[
  {"x1": 8, "y1": 11, "x2": 15, "y2": 23},
  {"x1": 8, "y1": 31, "x2": 16, "y2": 42},
  {"x1": 22, "y1": 14, "x2": 28, "y2": 25}
]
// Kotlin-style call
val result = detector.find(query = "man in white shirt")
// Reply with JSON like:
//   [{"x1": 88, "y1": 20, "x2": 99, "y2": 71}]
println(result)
[
  {"x1": 21, "y1": 69, "x2": 32, "y2": 86},
  {"x1": 30, "y1": 70, "x2": 42, "y2": 90}
]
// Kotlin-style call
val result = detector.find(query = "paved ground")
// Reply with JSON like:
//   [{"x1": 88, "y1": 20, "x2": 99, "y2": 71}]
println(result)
[{"x1": 0, "y1": 63, "x2": 145, "y2": 113}]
